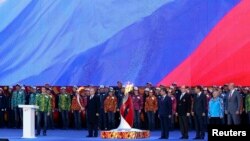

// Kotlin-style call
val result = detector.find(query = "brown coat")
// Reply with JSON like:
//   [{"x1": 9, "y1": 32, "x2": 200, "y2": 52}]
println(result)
[
  {"x1": 145, "y1": 95, "x2": 158, "y2": 112},
  {"x1": 104, "y1": 95, "x2": 117, "y2": 112}
]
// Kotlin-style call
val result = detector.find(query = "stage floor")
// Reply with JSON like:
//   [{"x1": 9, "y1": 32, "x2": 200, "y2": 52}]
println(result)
[{"x1": 0, "y1": 129, "x2": 207, "y2": 141}]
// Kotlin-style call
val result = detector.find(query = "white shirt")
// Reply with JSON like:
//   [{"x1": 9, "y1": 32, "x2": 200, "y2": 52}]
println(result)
[
  {"x1": 162, "y1": 95, "x2": 166, "y2": 100},
  {"x1": 197, "y1": 92, "x2": 202, "y2": 97},
  {"x1": 230, "y1": 89, "x2": 235, "y2": 97},
  {"x1": 90, "y1": 95, "x2": 94, "y2": 99},
  {"x1": 180, "y1": 93, "x2": 185, "y2": 100}
]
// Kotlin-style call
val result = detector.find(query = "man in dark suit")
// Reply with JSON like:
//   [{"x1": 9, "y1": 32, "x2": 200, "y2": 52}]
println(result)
[
  {"x1": 225, "y1": 83, "x2": 241, "y2": 125},
  {"x1": 192, "y1": 86, "x2": 206, "y2": 140},
  {"x1": 158, "y1": 88, "x2": 172, "y2": 139},
  {"x1": 176, "y1": 85, "x2": 191, "y2": 139},
  {"x1": 0, "y1": 88, "x2": 7, "y2": 128},
  {"x1": 86, "y1": 87, "x2": 100, "y2": 137}
]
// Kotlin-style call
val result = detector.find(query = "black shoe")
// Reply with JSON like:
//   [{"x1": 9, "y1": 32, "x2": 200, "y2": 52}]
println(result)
[
  {"x1": 200, "y1": 136, "x2": 204, "y2": 139},
  {"x1": 183, "y1": 136, "x2": 189, "y2": 139},
  {"x1": 159, "y1": 137, "x2": 166, "y2": 139},
  {"x1": 86, "y1": 135, "x2": 93, "y2": 138},
  {"x1": 180, "y1": 136, "x2": 184, "y2": 139}
]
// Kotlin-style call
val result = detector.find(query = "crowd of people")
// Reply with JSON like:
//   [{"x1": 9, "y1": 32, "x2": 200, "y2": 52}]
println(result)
[{"x1": 0, "y1": 82, "x2": 249, "y2": 139}]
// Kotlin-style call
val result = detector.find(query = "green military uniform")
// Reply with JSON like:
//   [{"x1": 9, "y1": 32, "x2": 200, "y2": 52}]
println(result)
[{"x1": 35, "y1": 93, "x2": 51, "y2": 136}]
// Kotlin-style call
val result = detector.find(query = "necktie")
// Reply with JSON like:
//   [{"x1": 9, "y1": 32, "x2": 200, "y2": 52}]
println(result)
[{"x1": 229, "y1": 91, "x2": 233, "y2": 97}]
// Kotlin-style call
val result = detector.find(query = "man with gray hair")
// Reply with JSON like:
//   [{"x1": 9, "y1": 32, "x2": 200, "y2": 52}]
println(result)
[
  {"x1": 86, "y1": 87, "x2": 100, "y2": 137},
  {"x1": 225, "y1": 83, "x2": 241, "y2": 125}
]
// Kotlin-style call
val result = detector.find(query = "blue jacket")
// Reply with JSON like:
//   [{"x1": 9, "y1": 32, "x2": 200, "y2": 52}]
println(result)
[{"x1": 208, "y1": 97, "x2": 224, "y2": 118}]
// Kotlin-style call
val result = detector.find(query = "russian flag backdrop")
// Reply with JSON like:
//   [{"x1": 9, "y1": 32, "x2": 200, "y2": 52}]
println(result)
[{"x1": 0, "y1": 0, "x2": 249, "y2": 86}]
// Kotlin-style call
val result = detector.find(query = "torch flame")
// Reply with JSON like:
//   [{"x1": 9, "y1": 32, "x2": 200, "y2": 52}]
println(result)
[{"x1": 125, "y1": 82, "x2": 133, "y2": 94}]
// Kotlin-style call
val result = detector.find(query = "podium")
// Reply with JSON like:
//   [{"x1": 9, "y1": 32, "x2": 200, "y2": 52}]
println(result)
[{"x1": 18, "y1": 105, "x2": 39, "y2": 138}]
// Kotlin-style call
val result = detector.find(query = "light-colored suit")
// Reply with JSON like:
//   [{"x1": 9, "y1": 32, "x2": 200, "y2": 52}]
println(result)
[{"x1": 226, "y1": 89, "x2": 241, "y2": 125}]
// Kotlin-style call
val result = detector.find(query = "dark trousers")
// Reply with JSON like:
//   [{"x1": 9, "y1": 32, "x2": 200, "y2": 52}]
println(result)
[
  {"x1": 222, "y1": 114, "x2": 227, "y2": 125},
  {"x1": 143, "y1": 111, "x2": 148, "y2": 129},
  {"x1": 179, "y1": 115, "x2": 189, "y2": 138},
  {"x1": 36, "y1": 111, "x2": 48, "y2": 134},
  {"x1": 247, "y1": 112, "x2": 250, "y2": 125},
  {"x1": 194, "y1": 114, "x2": 205, "y2": 138},
  {"x1": 147, "y1": 111, "x2": 155, "y2": 130},
  {"x1": 188, "y1": 116, "x2": 194, "y2": 130},
  {"x1": 169, "y1": 114, "x2": 175, "y2": 130},
  {"x1": 160, "y1": 116, "x2": 170, "y2": 139},
  {"x1": 61, "y1": 110, "x2": 69, "y2": 129},
  {"x1": 115, "y1": 111, "x2": 121, "y2": 127},
  {"x1": 99, "y1": 109, "x2": 107, "y2": 130},
  {"x1": 155, "y1": 111, "x2": 161, "y2": 129},
  {"x1": 7, "y1": 109, "x2": 14, "y2": 128},
  {"x1": 107, "y1": 112, "x2": 115, "y2": 130},
  {"x1": 14, "y1": 107, "x2": 22, "y2": 128},
  {"x1": 0, "y1": 110, "x2": 4, "y2": 127},
  {"x1": 47, "y1": 112, "x2": 54, "y2": 129},
  {"x1": 227, "y1": 112, "x2": 240, "y2": 125},
  {"x1": 209, "y1": 117, "x2": 222, "y2": 125},
  {"x1": 134, "y1": 110, "x2": 141, "y2": 129},
  {"x1": 73, "y1": 111, "x2": 81, "y2": 129},
  {"x1": 87, "y1": 120, "x2": 98, "y2": 137}
]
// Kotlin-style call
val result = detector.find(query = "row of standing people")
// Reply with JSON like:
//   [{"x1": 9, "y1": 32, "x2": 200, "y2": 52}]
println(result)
[{"x1": 0, "y1": 82, "x2": 250, "y2": 138}]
